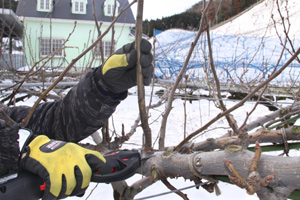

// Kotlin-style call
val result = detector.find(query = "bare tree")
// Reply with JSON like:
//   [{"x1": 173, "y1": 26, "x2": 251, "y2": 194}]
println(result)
[{"x1": 2, "y1": 0, "x2": 300, "y2": 200}]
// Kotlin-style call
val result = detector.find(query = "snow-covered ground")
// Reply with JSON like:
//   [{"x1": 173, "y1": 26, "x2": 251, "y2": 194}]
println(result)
[{"x1": 13, "y1": 85, "x2": 298, "y2": 200}]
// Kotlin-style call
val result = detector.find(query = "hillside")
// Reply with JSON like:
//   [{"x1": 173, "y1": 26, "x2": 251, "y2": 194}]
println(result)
[
  {"x1": 187, "y1": 0, "x2": 259, "y2": 24},
  {"x1": 211, "y1": 0, "x2": 300, "y2": 38},
  {"x1": 143, "y1": 0, "x2": 259, "y2": 37},
  {"x1": 152, "y1": 0, "x2": 300, "y2": 88}
]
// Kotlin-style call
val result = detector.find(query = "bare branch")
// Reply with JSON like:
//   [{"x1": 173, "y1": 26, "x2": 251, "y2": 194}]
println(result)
[
  {"x1": 205, "y1": 16, "x2": 239, "y2": 135},
  {"x1": 159, "y1": 0, "x2": 213, "y2": 150},
  {"x1": 175, "y1": 47, "x2": 300, "y2": 151},
  {"x1": 193, "y1": 125, "x2": 300, "y2": 152},
  {"x1": 134, "y1": 0, "x2": 152, "y2": 151}
]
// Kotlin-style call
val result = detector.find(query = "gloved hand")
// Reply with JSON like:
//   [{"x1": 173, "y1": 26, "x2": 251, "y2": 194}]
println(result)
[
  {"x1": 95, "y1": 39, "x2": 154, "y2": 95},
  {"x1": 21, "y1": 135, "x2": 106, "y2": 200}
]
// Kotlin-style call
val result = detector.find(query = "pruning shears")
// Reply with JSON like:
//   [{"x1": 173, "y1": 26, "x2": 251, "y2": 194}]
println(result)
[{"x1": 0, "y1": 149, "x2": 158, "y2": 200}]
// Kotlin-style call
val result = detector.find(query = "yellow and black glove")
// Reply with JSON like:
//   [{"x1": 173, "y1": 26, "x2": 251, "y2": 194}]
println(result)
[
  {"x1": 21, "y1": 135, "x2": 106, "y2": 200},
  {"x1": 95, "y1": 39, "x2": 154, "y2": 95}
]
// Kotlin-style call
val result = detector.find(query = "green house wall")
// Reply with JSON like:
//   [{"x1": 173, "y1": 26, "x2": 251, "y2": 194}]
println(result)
[{"x1": 22, "y1": 17, "x2": 134, "y2": 71}]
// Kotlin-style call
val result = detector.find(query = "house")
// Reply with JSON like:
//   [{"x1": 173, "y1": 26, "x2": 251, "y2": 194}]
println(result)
[{"x1": 16, "y1": 0, "x2": 136, "y2": 71}]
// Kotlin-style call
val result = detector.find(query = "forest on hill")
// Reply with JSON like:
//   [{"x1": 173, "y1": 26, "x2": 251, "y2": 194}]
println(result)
[{"x1": 143, "y1": 0, "x2": 260, "y2": 37}]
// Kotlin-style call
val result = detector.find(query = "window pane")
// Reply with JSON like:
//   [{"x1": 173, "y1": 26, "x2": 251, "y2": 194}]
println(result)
[
  {"x1": 46, "y1": 0, "x2": 50, "y2": 9},
  {"x1": 41, "y1": 39, "x2": 50, "y2": 56},
  {"x1": 80, "y1": 2, "x2": 84, "y2": 12},
  {"x1": 40, "y1": 38, "x2": 63, "y2": 57},
  {"x1": 39, "y1": 0, "x2": 50, "y2": 10},
  {"x1": 107, "y1": 4, "x2": 112, "y2": 15},
  {"x1": 40, "y1": 0, "x2": 45, "y2": 9},
  {"x1": 52, "y1": 39, "x2": 63, "y2": 56},
  {"x1": 104, "y1": 41, "x2": 111, "y2": 57},
  {"x1": 75, "y1": 2, "x2": 79, "y2": 12}
]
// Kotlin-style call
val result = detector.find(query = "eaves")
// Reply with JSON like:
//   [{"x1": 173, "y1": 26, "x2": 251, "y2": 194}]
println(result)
[{"x1": 19, "y1": 16, "x2": 135, "y2": 27}]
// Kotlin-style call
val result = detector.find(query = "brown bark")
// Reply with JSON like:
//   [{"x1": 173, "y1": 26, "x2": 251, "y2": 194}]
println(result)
[
  {"x1": 135, "y1": 0, "x2": 152, "y2": 151},
  {"x1": 138, "y1": 147, "x2": 298, "y2": 199},
  {"x1": 193, "y1": 126, "x2": 300, "y2": 151}
]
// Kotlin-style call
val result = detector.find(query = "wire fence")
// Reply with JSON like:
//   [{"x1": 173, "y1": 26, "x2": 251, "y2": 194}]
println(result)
[
  {"x1": 153, "y1": 30, "x2": 300, "y2": 85},
  {"x1": 0, "y1": 53, "x2": 25, "y2": 70}
]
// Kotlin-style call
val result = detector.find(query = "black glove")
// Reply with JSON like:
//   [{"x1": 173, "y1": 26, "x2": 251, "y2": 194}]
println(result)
[
  {"x1": 95, "y1": 39, "x2": 154, "y2": 95},
  {"x1": 21, "y1": 135, "x2": 106, "y2": 200}
]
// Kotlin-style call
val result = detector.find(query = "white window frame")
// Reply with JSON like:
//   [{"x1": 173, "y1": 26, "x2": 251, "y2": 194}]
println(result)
[
  {"x1": 40, "y1": 38, "x2": 65, "y2": 57},
  {"x1": 104, "y1": 0, "x2": 119, "y2": 17},
  {"x1": 95, "y1": 40, "x2": 115, "y2": 59},
  {"x1": 72, "y1": 0, "x2": 87, "y2": 14},
  {"x1": 37, "y1": 0, "x2": 52, "y2": 12}
]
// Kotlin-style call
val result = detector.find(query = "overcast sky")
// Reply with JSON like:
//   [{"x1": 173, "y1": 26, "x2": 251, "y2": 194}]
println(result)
[{"x1": 128, "y1": 0, "x2": 201, "y2": 20}]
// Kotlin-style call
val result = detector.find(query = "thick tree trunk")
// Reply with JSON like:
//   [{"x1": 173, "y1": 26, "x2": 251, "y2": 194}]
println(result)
[{"x1": 138, "y1": 147, "x2": 299, "y2": 199}]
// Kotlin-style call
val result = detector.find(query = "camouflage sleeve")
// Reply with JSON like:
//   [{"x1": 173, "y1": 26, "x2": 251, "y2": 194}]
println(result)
[
  {"x1": 0, "y1": 123, "x2": 19, "y2": 177},
  {"x1": 5, "y1": 68, "x2": 127, "y2": 143}
]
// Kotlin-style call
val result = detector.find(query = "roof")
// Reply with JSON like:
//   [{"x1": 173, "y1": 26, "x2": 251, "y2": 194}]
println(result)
[
  {"x1": 16, "y1": 0, "x2": 135, "y2": 24},
  {"x1": 130, "y1": 28, "x2": 149, "y2": 39},
  {"x1": 0, "y1": 9, "x2": 23, "y2": 38}
]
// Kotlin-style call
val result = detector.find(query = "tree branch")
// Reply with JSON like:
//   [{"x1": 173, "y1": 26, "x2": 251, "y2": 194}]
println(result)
[
  {"x1": 205, "y1": 16, "x2": 239, "y2": 135},
  {"x1": 138, "y1": 147, "x2": 298, "y2": 199},
  {"x1": 134, "y1": 0, "x2": 152, "y2": 151},
  {"x1": 175, "y1": 47, "x2": 300, "y2": 151},
  {"x1": 158, "y1": 0, "x2": 213, "y2": 150},
  {"x1": 192, "y1": 125, "x2": 300, "y2": 152}
]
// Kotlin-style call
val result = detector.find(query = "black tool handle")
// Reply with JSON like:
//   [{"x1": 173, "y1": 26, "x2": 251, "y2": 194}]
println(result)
[
  {"x1": 91, "y1": 149, "x2": 141, "y2": 183},
  {"x1": 0, "y1": 150, "x2": 141, "y2": 200},
  {"x1": 0, "y1": 171, "x2": 44, "y2": 200}
]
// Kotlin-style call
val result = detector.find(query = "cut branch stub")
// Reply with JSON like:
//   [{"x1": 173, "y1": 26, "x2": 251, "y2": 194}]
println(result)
[
  {"x1": 151, "y1": 164, "x2": 159, "y2": 181},
  {"x1": 291, "y1": 126, "x2": 300, "y2": 135},
  {"x1": 225, "y1": 145, "x2": 243, "y2": 153}
]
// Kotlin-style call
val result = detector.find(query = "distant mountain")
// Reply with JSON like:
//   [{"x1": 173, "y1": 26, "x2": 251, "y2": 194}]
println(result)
[
  {"x1": 187, "y1": 0, "x2": 259, "y2": 25},
  {"x1": 142, "y1": 12, "x2": 202, "y2": 37},
  {"x1": 143, "y1": 0, "x2": 260, "y2": 37},
  {"x1": 211, "y1": 0, "x2": 300, "y2": 38}
]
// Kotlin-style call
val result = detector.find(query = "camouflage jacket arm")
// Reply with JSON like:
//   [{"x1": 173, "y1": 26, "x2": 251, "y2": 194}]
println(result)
[{"x1": 5, "y1": 68, "x2": 127, "y2": 143}]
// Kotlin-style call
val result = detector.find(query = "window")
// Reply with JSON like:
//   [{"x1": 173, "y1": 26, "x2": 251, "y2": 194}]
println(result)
[
  {"x1": 72, "y1": 0, "x2": 86, "y2": 14},
  {"x1": 38, "y1": 0, "x2": 52, "y2": 12},
  {"x1": 95, "y1": 41, "x2": 115, "y2": 59},
  {"x1": 104, "y1": 0, "x2": 119, "y2": 16},
  {"x1": 107, "y1": 4, "x2": 112, "y2": 15},
  {"x1": 40, "y1": 38, "x2": 64, "y2": 57}
]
